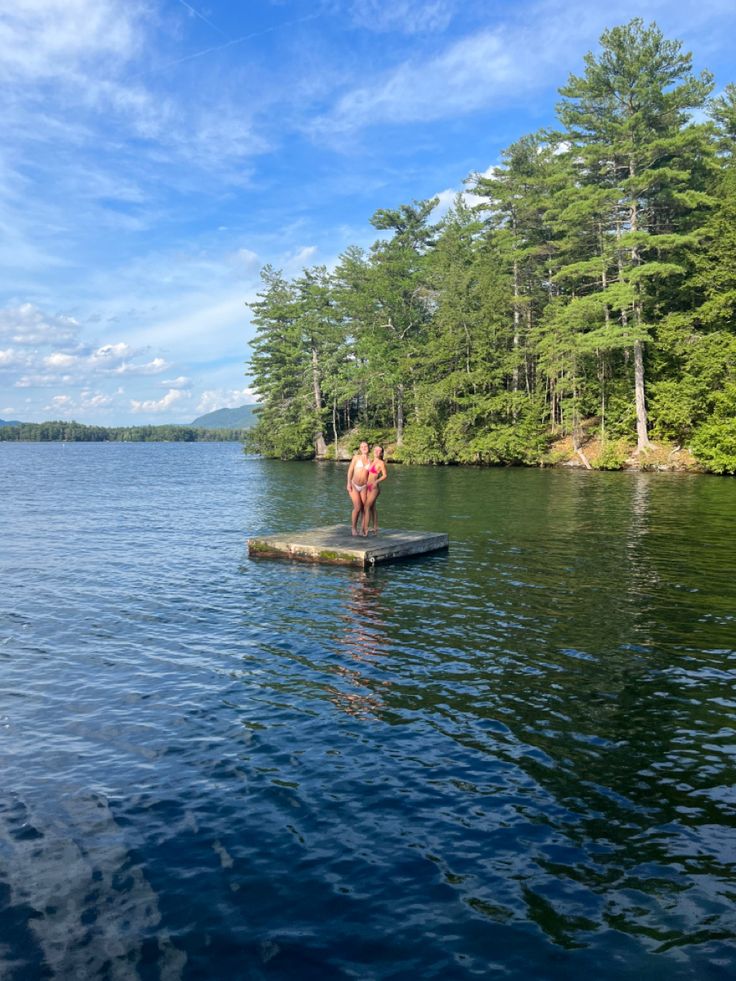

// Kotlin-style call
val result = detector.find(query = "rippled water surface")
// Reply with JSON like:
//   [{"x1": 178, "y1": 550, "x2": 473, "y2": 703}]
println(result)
[{"x1": 1, "y1": 442, "x2": 735, "y2": 979}]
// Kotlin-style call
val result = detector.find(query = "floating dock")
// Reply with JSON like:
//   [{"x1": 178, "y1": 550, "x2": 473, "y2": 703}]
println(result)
[{"x1": 248, "y1": 525, "x2": 448, "y2": 567}]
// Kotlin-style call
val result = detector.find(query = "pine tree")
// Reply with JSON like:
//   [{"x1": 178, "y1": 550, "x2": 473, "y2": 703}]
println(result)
[
  {"x1": 244, "y1": 21, "x2": 732, "y2": 474},
  {"x1": 557, "y1": 19, "x2": 714, "y2": 451},
  {"x1": 356, "y1": 199, "x2": 438, "y2": 445},
  {"x1": 247, "y1": 267, "x2": 315, "y2": 458}
]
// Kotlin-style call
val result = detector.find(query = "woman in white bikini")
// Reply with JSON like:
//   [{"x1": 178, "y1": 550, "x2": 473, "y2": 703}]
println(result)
[
  {"x1": 363, "y1": 445, "x2": 387, "y2": 536},
  {"x1": 346, "y1": 441, "x2": 371, "y2": 536}
]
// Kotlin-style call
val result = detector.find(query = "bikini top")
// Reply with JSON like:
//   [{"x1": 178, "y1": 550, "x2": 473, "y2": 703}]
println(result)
[
  {"x1": 355, "y1": 458, "x2": 368, "y2": 472},
  {"x1": 369, "y1": 463, "x2": 379, "y2": 474}
]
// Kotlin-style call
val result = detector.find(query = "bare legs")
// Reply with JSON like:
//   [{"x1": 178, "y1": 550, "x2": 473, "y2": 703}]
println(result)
[
  {"x1": 349, "y1": 486, "x2": 365, "y2": 536},
  {"x1": 363, "y1": 487, "x2": 380, "y2": 535}
]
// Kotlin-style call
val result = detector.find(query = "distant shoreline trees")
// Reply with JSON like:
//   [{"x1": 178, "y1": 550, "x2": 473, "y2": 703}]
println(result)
[
  {"x1": 245, "y1": 20, "x2": 736, "y2": 474},
  {"x1": 0, "y1": 422, "x2": 246, "y2": 442}
]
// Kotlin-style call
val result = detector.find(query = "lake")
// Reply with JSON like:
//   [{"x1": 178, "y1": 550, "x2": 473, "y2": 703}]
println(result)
[{"x1": 1, "y1": 442, "x2": 734, "y2": 979}]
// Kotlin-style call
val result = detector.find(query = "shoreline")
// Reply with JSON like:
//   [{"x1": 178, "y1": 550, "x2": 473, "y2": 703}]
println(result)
[
  {"x1": 317, "y1": 433, "x2": 716, "y2": 476},
  {"x1": 2, "y1": 437, "x2": 726, "y2": 475}
]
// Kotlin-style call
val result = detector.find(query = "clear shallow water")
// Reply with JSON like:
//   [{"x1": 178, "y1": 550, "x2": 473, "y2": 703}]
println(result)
[{"x1": 1, "y1": 442, "x2": 734, "y2": 980}]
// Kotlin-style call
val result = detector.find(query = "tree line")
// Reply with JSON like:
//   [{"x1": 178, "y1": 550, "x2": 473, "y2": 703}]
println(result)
[
  {"x1": 245, "y1": 20, "x2": 736, "y2": 474},
  {"x1": 0, "y1": 422, "x2": 246, "y2": 442}
]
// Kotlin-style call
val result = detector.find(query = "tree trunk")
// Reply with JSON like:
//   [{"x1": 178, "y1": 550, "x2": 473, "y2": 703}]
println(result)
[
  {"x1": 633, "y1": 338, "x2": 650, "y2": 452},
  {"x1": 396, "y1": 383, "x2": 404, "y2": 446},
  {"x1": 598, "y1": 351, "x2": 606, "y2": 438},
  {"x1": 599, "y1": 234, "x2": 609, "y2": 438},
  {"x1": 628, "y1": 162, "x2": 651, "y2": 452},
  {"x1": 332, "y1": 397, "x2": 338, "y2": 459},
  {"x1": 311, "y1": 347, "x2": 327, "y2": 457},
  {"x1": 572, "y1": 376, "x2": 582, "y2": 451},
  {"x1": 600, "y1": 222, "x2": 610, "y2": 330},
  {"x1": 571, "y1": 389, "x2": 591, "y2": 467},
  {"x1": 512, "y1": 255, "x2": 520, "y2": 417}
]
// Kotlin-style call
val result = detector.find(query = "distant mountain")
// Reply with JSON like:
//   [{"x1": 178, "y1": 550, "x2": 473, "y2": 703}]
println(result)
[
  {"x1": 190, "y1": 404, "x2": 258, "y2": 429},
  {"x1": 0, "y1": 419, "x2": 22, "y2": 427}
]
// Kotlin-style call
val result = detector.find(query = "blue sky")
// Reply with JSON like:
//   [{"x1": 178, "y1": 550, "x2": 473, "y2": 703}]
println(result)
[{"x1": 1, "y1": 0, "x2": 735, "y2": 424}]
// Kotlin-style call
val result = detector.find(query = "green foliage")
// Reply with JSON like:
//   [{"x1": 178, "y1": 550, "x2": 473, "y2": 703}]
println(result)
[
  {"x1": 242, "y1": 19, "x2": 734, "y2": 475},
  {"x1": 690, "y1": 420, "x2": 736, "y2": 473},
  {"x1": 398, "y1": 423, "x2": 448, "y2": 464},
  {"x1": 542, "y1": 447, "x2": 573, "y2": 467},
  {"x1": 0, "y1": 422, "x2": 243, "y2": 442},
  {"x1": 443, "y1": 406, "x2": 548, "y2": 465},
  {"x1": 244, "y1": 413, "x2": 314, "y2": 460},
  {"x1": 649, "y1": 378, "x2": 702, "y2": 441},
  {"x1": 349, "y1": 428, "x2": 393, "y2": 453},
  {"x1": 592, "y1": 440, "x2": 629, "y2": 471}
]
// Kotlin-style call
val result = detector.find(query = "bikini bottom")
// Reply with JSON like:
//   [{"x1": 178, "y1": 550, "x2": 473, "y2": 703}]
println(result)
[{"x1": 352, "y1": 481, "x2": 367, "y2": 492}]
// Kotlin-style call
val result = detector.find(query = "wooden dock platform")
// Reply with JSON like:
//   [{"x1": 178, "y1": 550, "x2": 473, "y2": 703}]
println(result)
[{"x1": 248, "y1": 525, "x2": 448, "y2": 567}]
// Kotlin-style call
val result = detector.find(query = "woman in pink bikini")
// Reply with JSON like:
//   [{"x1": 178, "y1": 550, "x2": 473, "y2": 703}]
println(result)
[
  {"x1": 363, "y1": 445, "x2": 387, "y2": 536},
  {"x1": 346, "y1": 441, "x2": 371, "y2": 536}
]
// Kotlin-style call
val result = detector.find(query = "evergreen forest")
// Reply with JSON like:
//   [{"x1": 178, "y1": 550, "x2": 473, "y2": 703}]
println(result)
[
  {"x1": 0, "y1": 422, "x2": 246, "y2": 442},
  {"x1": 245, "y1": 20, "x2": 736, "y2": 474}
]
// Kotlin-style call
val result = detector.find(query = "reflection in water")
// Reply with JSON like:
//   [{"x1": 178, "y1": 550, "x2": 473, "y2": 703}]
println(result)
[
  {"x1": 337, "y1": 573, "x2": 390, "y2": 662},
  {"x1": 0, "y1": 790, "x2": 187, "y2": 978},
  {"x1": 327, "y1": 573, "x2": 392, "y2": 720},
  {"x1": 624, "y1": 474, "x2": 661, "y2": 633},
  {"x1": 1, "y1": 446, "x2": 735, "y2": 979}
]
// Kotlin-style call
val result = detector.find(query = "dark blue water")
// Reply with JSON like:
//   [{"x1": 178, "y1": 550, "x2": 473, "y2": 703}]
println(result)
[{"x1": 1, "y1": 442, "x2": 734, "y2": 979}]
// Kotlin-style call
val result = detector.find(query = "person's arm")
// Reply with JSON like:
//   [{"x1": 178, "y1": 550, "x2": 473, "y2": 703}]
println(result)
[
  {"x1": 377, "y1": 461, "x2": 387, "y2": 483},
  {"x1": 347, "y1": 457, "x2": 355, "y2": 489}
]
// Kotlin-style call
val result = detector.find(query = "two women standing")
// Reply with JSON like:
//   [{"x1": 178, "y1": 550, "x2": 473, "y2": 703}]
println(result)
[{"x1": 346, "y1": 442, "x2": 387, "y2": 536}]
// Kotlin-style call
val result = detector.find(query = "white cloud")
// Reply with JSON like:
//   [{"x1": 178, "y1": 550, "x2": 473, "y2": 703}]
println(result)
[
  {"x1": 0, "y1": 303, "x2": 80, "y2": 347},
  {"x1": 316, "y1": 1, "x2": 700, "y2": 136},
  {"x1": 42, "y1": 389, "x2": 116, "y2": 414},
  {"x1": 348, "y1": 0, "x2": 456, "y2": 34},
  {"x1": 0, "y1": 0, "x2": 271, "y2": 256},
  {"x1": 45, "y1": 394, "x2": 73, "y2": 411},
  {"x1": 0, "y1": 306, "x2": 173, "y2": 391},
  {"x1": 231, "y1": 248, "x2": 261, "y2": 276},
  {"x1": 80, "y1": 391, "x2": 113, "y2": 408},
  {"x1": 130, "y1": 387, "x2": 189, "y2": 414},
  {"x1": 432, "y1": 188, "x2": 460, "y2": 218},
  {"x1": 5, "y1": 0, "x2": 734, "y2": 430},
  {"x1": 89, "y1": 342, "x2": 134, "y2": 364},
  {"x1": 430, "y1": 164, "x2": 497, "y2": 218},
  {"x1": 285, "y1": 245, "x2": 318, "y2": 273},
  {"x1": 43, "y1": 352, "x2": 80, "y2": 369},
  {"x1": 195, "y1": 388, "x2": 259, "y2": 415},
  {"x1": 315, "y1": 29, "x2": 515, "y2": 135},
  {"x1": 36, "y1": 342, "x2": 169, "y2": 377},
  {"x1": 112, "y1": 356, "x2": 170, "y2": 375},
  {"x1": 0, "y1": 348, "x2": 28, "y2": 368},
  {"x1": 15, "y1": 373, "x2": 74, "y2": 388},
  {"x1": 0, "y1": 0, "x2": 141, "y2": 85}
]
